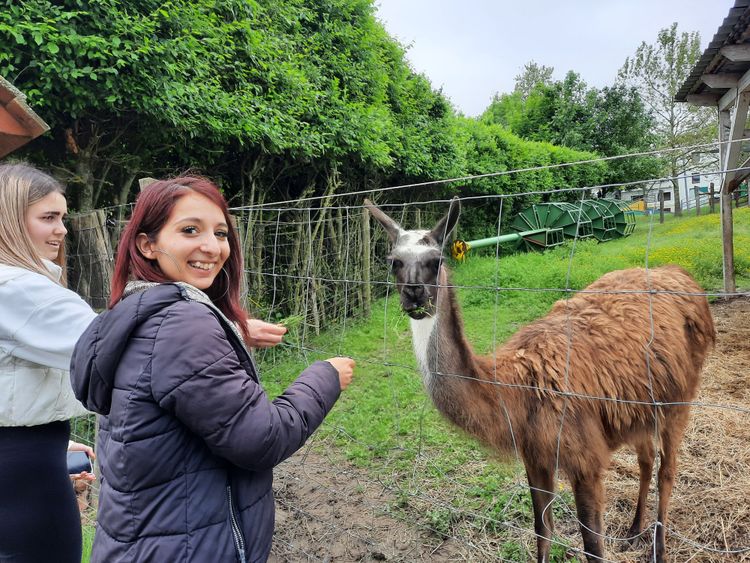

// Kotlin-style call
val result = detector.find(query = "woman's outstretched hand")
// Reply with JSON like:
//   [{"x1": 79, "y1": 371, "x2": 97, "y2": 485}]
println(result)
[
  {"x1": 246, "y1": 319, "x2": 287, "y2": 348},
  {"x1": 325, "y1": 357, "x2": 355, "y2": 391}
]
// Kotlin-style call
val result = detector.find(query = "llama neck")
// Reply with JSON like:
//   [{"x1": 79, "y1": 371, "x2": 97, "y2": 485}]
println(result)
[
  {"x1": 409, "y1": 270, "x2": 484, "y2": 427},
  {"x1": 410, "y1": 287, "x2": 473, "y2": 392},
  {"x1": 410, "y1": 315, "x2": 438, "y2": 386}
]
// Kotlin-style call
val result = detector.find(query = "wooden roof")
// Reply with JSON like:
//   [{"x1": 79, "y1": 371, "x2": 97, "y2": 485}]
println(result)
[
  {"x1": 676, "y1": 1, "x2": 750, "y2": 107},
  {"x1": 0, "y1": 76, "x2": 49, "y2": 158}
]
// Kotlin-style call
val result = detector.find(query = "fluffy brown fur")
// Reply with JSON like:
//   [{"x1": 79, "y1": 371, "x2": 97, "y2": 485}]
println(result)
[
  {"x1": 365, "y1": 199, "x2": 715, "y2": 563},
  {"x1": 430, "y1": 265, "x2": 714, "y2": 562}
]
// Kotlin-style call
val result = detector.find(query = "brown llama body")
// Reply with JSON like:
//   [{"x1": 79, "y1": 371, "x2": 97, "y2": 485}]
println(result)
[{"x1": 365, "y1": 197, "x2": 715, "y2": 563}]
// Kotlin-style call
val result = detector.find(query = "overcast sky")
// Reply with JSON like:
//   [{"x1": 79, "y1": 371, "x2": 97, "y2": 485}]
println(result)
[{"x1": 374, "y1": 0, "x2": 737, "y2": 116}]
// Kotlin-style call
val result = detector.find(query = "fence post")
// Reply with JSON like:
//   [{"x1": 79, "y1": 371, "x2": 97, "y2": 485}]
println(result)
[
  {"x1": 694, "y1": 187, "x2": 701, "y2": 216},
  {"x1": 67, "y1": 209, "x2": 113, "y2": 310},
  {"x1": 361, "y1": 207, "x2": 371, "y2": 317},
  {"x1": 659, "y1": 190, "x2": 665, "y2": 224},
  {"x1": 67, "y1": 209, "x2": 113, "y2": 521},
  {"x1": 709, "y1": 183, "x2": 716, "y2": 214}
]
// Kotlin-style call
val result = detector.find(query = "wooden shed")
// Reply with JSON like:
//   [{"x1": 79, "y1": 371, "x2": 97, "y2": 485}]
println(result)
[
  {"x1": 676, "y1": 0, "x2": 750, "y2": 293},
  {"x1": 0, "y1": 76, "x2": 49, "y2": 159}
]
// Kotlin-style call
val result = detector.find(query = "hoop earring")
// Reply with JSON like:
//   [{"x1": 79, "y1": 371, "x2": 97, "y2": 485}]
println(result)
[{"x1": 213, "y1": 267, "x2": 231, "y2": 301}]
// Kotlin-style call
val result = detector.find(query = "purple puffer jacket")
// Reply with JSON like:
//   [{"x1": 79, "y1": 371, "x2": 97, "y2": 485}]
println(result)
[{"x1": 70, "y1": 283, "x2": 341, "y2": 563}]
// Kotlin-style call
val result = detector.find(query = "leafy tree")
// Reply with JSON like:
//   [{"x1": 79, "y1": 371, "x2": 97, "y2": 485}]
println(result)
[
  {"x1": 618, "y1": 23, "x2": 715, "y2": 216},
  {"x1": 513, "y1": 60, "x2": 554, "y2": 100},
  {"x1": 0, "y1": 0, "x2": 467, "y2": 209},
  {"x1": 482, "y1": 72, "x2": 658, "y2": 193},
  {"x1": 482, "y1": 61, "x2": 555, "y2": 136},
  {"x1": 0, "y1": 0, "x2": 263, "y2": 209},
  {"x1": 455, "y1": 117, "x2": 607, "y2": 238},
  {"x1": 592, "y1": 84, "x2": 660, "y2": 192},
  {"x1": 1, "y1": 0, "x2": 611, "y2": 226}
]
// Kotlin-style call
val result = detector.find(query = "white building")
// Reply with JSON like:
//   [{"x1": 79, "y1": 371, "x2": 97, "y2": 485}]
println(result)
[{"x1": 618, "y1": 154, "x2": 722, "y2": 213}]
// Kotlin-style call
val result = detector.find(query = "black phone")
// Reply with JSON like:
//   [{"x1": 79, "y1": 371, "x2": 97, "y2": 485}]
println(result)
[{"x1": 67, "y1": 450, "x2": 92, "y2": 474}]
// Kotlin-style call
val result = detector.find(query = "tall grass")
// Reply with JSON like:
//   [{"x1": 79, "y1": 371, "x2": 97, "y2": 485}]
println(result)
[{"x1": 82, "y1": 524, "x2": 94, "y2": 562}]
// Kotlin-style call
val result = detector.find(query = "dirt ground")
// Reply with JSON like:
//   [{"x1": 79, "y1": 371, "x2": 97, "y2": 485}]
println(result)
[{"x1": 270, "y1": 297, "x2": 750, "y2": 562}]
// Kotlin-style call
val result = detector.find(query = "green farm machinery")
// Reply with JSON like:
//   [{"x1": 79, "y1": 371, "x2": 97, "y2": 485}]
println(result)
[{"x1": 451, "y1": 199, "x2": 635, "y2": 260}]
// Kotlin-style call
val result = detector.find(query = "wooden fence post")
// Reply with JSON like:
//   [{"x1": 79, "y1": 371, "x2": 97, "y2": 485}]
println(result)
[
  {"x1": 67, "y1": 209, "x2": 113, "y2": 310},
  {"x1": 361, "y1": 206, "x2": 371, "y2": 317},
  {"x1": 694, "y1": 187, "x2": 701, "y2": 216},
  {"x1": 659, "y1": 190, "x2": 665, "y2": 224}
]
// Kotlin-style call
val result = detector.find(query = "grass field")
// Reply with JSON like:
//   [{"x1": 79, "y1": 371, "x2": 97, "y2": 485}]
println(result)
[
  {"x1": 81, "y1": 205, "x2": 750, "y2": 562},
  {"x1": 258, "y1": 205, "x2": 750, "y2": 560}
]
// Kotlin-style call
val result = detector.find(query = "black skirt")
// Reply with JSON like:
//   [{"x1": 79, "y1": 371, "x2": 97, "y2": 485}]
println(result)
[{"x1": 0, "y1": 421, "x2": 82, "y2": 563}]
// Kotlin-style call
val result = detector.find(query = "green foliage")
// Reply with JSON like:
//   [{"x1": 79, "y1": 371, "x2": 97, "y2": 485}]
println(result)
[
  {"x1": 482, "y1": 71, "x2": 660, "y2": 194},
  {"x1": 82, "y1": 524, "x2": 94, "y2": 562},
  {"x1": 4, "y1": 0, "x2": 634, "y2": 215},
  {"x1": 2, "y1": 0, "x2": 466, "y2": 208},
  {"x1": 618, "y1": 22, "x2": 710, "y2": 142},
  {"x1": 512, "y1": 60, "x2": 554, "y2": 100},
  {"x1": 448, "y1": 117, "x2": 607, "y2": 239},
  {"x1": 618, "y1": 23, "x2": 716, "y2": 215}
]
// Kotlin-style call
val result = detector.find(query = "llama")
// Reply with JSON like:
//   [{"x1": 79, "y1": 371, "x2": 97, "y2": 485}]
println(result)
[{"x1": 364, "y1": 197, "x2": 715, "y2": 563}]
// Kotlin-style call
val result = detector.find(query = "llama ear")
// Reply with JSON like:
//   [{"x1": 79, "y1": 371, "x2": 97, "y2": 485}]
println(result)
[
  {"x1": 428, "y1": 196, "x2": 461, "y2": 247},
  {"x1": 364, "y1": 198, "x2": 402, "y2": 244}
]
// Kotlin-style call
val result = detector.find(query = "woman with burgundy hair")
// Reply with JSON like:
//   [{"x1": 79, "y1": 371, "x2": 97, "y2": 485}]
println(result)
[{"x1": 70, "y1": 176, "x2": 355, "y2": 562}]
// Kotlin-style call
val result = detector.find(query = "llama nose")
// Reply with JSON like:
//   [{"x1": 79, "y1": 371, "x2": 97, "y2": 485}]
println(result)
[{"x1": 403, "y1": 284, "x2": 425, "y2": 302}]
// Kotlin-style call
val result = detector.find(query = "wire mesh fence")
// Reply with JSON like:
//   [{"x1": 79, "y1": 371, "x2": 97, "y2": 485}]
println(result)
[{"x1": 65, "y1": 166, "x2": 749, "y2": 561}]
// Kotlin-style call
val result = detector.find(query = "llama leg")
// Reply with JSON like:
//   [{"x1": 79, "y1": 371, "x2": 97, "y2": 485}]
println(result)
[
  {"x1": 654, "y1": 409, "x2": 689, "y2": 563},
  {"x1": 572, "y1": 474, "x2": 605, "y2": 562},
  {"x1": 525, "y1": 465, "x2": 555, "y2": 563},
  {"x1": 625, "y1": 439, "x2": 655, "y2": 546}
]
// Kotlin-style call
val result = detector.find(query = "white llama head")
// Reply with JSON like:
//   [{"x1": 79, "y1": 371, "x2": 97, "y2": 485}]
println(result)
[{"x1": 364, "y1": 197, "x2": 460, "y2": 319}]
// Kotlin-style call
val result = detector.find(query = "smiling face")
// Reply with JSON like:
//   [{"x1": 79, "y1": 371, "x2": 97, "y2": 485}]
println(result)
[
  {"x1": 24, "y1": 191, "x2": 68, "y2": 261},
  {"x1": 136, "y1": 192, "x2": 230, "y2": 290}
]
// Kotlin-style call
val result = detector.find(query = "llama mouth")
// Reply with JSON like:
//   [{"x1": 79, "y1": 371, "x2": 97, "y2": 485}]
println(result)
[{"x1": 404, "y1": 307, "x2": 431, "y2": 320}]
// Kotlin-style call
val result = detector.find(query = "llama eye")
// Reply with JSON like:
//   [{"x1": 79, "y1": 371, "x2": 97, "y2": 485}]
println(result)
[
  {"x1": 426, "y1": 258, "x2": 441, "y2": 272},
  {"x1": 390, "y1": 259, "x2": 403, "y2": 272}
]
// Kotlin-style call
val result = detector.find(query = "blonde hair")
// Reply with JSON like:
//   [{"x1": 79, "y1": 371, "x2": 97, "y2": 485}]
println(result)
[{"x1": 0, "y1": 162, "x2": 67, "y2": 283}]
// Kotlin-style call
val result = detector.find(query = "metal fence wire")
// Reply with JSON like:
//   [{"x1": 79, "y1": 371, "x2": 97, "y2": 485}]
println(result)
[{"x1": 66, "y1": 177, "x2": 749, "y2": 562}]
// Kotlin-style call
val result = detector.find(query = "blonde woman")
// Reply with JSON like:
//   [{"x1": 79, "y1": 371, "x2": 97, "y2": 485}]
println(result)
[{"x1": 0, "y1": 163, "x2": 96, "y2": 562}]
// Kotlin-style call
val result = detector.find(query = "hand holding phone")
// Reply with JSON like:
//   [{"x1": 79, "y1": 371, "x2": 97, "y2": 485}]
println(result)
[{"x1": 67, "y1": 450, "x2": 93, "y2": 475}]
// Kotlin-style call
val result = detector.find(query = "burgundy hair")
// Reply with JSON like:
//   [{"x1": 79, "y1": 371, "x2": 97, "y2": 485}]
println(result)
[{"x1": 110, "y1": 176, "x2": 250, "y2": 343}]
